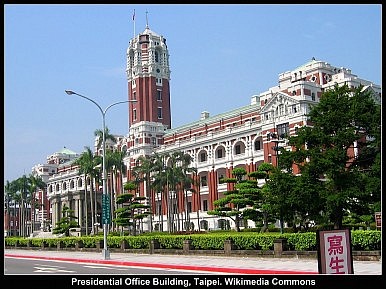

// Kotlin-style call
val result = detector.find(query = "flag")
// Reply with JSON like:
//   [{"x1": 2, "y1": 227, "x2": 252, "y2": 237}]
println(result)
[{"x1": 132, "y1": 9, "x2": 135, "y2": 21}]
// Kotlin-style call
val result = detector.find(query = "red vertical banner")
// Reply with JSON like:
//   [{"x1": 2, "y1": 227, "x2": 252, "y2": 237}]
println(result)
[
  {"x1": 375, "y1": 212, "x2": 381, "y2": 230},
  {"x1": 317, "y1": 228, "x2": 354, "y2": 274}
]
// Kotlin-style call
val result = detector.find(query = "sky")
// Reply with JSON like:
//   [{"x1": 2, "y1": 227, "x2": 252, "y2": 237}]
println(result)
[{"x1": 4, "y1": 4, "x2": 382, "y2": 182}]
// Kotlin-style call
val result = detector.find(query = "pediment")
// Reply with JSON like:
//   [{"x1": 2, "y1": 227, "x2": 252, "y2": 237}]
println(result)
[
  {"x1": 260, "y1": 92, "x2": 300, "y2": 113},
  {"x1": 361, "y1": 85, "x2": 381, "y2": 104}
]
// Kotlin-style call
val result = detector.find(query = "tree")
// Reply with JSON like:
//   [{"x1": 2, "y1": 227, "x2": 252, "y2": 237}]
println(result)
[
  {"x1": 147, "y1": 151, "x2": 197, "y2": 232},
  {"x1": 249, "y1": 163, "x2": 276, "y2": 232},
  {"x1": 52, "y1": 204, "x2": 79, "y2": 236},
  {"x1": 73, "y1": 146, "x2": 101, "y2": 235},
  {"x1": 4, "y1": 180, "x2": 16, "y2": 236},
  {"x1": 13, "y1": 175, "x2": 31, "y2": 237},
  {"x1": 94, "y1": 127, "x2": 116, "y2": 150},
  {"x1": 171, "y1": 152, "x2": 197, "y2": 231},
  {"x1": 95, "y1": 126, "x2": 117, "y2": 233},
  {"x1": 113, "y1": 181, "x2": 150, "y2": 235},
  {"x1": 150, "y1": 152, "x2": 171, "y2": 231},
  {"x1": 282, "y1": 84, "x2": 381, "y2": 229},
  {"x1": 27, "y1": 174, "x2": 46, "y2": 233},
  {"x1": 208, "y1": 167, "x2": 259, "y2": 232},
  {"x1": 133, "y1": 155, "x2": 156, "y2": 232},
  {"x1": 262, "y1": 168, "x2": 296, "y2": 233},
  {"x1": 290, "y1": 166, "x2": 326, "y2": 231}
]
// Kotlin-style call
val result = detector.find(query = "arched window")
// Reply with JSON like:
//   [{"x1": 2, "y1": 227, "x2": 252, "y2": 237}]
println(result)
[
  {"x1": 254, "y1": 139, "x2": 262, "y2": 151},
  {"x1": 199, "y1": 151, "x2": 207, "y2": 162},
  {"x1": 200, "y1": 220, "x2": 208, "y2": 230}
]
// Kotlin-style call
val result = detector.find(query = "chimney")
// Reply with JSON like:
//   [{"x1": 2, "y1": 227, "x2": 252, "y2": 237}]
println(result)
[{"x1": 200, "y1": 111, "x2": 210, "y2": 120}]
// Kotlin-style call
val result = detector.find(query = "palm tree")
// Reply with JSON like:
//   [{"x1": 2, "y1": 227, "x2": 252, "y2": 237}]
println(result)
[
  {"x1": 4, "y1": 180, "x2": 15, "y2": 236},
  {"x1": 112, "y1": 148, "x2": 127, "y2": 197},
  {"x1": 27, "y1": 174, "x2": 46, "y2": 233},
  {"x1": 21, "y1": 175, "x2": 30, "y2": 237},
  {"x1": 94, "y1": 127, "x2": 116, "y2": 152},
  {"x1": 94, "y1": 127, "x2": 117, "y2": 232},
  {"x1": 177, "y1": 153, "x2": 197, "y2": 230},
  {"x1": 73, "y1": 146, "x2": 100, "y2": 235},
  {"x1": 151, "y1": 152, "x2": 169, "y2": 231},
  {"x1": 105, "y1": 149, "x2": 126, "y2": 232},
  {"x1": 8, "y1": 180, "x2": 20, "y2": 236},
  {"x1": 150, "y1": 151, "x2": 196, "y2": 232},
  {"x1": 12, "y1": 175, "x2": 31, "y2": 237},
  {"x1": 133, "y1": 155, "x2": 157, "y2": 232}
]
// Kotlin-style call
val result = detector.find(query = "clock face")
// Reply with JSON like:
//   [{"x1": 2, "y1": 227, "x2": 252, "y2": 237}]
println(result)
[{"x1": 156, "y1": 68, "x2": 160, "y2": 73}]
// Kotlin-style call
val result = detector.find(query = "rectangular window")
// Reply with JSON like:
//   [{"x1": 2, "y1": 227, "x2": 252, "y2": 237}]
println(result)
[
  {"x1": 187, "y1": 202, "x2": 192, "y2": 213},
  {"x1": 277, "y1": 122, "x2": 289, "y2": 139},
  {"x1": 157, "y1": 90, "x2": 162, "y2": 101},
  {"x1": 133, "y1": 91, "x2": 136, "y2": 100},
  {"x1": 203, "y1": 200, "x2": 208, "y2": 211},
  {"x1": 133, "y1": 109, "x2": 137, "y2": 120},
  {"x1": 254, "y1": 140, "x2": 261, "y2": 150},
  {"x1": 157, "y1": 107, "x2": 163, "y2": 119},
  {"x1": 217, "y1": 149, "x2": 223, "y2": 158},
  {"x1": 235, "y1": 145, "x2": 241, "y2": 155},
  {"x1": 200, "y1": 153, "x2": 206, "y2": 162},
  {"x1": 201, "y1": 176, "x2": 207, "y2": 187}
]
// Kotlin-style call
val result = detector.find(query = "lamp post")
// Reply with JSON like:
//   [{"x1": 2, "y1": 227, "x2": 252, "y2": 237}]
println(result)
[{"x1": 65, "y1": 90, "x2": 136, "y2": 260}]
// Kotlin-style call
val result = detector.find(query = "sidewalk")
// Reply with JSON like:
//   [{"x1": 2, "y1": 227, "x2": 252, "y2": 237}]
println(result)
[{"x1": 4, "y1": 249, "x2": 382, "y2": 275}]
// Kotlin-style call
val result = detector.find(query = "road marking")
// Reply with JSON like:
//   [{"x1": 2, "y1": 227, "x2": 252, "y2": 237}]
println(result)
[{"x1": 33, "y1": 265, "x2": 75, "y2": 273}]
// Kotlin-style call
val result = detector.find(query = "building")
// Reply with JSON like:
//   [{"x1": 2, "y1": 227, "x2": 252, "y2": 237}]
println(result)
[{"x1": 42, "y1": 24, "x2": 380, "y2": 234}]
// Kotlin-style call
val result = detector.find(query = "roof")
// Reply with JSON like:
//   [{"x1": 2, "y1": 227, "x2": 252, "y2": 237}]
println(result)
[
  {"x1": 142, "y1": 26, "x2": 160, "y2": 37},
  {"x1": 165, "y1": 103, "x2": 260, "y2": 136},
  {"x1": 293, "y1": 57, "x2": 322, "y2": 72},
  {"x1": 57, "y1": 147, "x2": 78, "y2": 155}
]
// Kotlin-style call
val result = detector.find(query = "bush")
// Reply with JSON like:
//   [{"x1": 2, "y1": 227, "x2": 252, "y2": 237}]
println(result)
[{"x1": 5, "y1": 229, "x2": 381, "y2": 251}]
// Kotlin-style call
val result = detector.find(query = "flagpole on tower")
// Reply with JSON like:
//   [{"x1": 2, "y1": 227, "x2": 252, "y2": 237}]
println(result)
[{"x1": 132, "y1": 9, "x2": 136, "y2": 38}]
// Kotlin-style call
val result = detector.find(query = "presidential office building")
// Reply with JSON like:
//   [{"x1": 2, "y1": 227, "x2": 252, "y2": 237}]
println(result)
[{"x1": 39, "y1": 24, "x2": 380, "y2": 234}]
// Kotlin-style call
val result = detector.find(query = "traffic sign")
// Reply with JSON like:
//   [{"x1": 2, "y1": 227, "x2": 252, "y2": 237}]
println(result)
[{"x1": 102, "y1": 194, "x2": 111, "y2": 224}]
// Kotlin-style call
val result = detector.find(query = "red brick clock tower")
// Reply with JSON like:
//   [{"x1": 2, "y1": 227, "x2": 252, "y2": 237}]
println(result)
[{"x1": 126, "y1": 23, "x2": 171, "y2": 158}]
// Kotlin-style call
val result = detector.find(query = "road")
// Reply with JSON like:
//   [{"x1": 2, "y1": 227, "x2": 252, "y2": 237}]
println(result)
[{"x1": 4, "y1": 256, "x2": 217, "y2": 275}]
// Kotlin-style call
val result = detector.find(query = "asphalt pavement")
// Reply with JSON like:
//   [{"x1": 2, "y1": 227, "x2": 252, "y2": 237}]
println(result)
[{"x1": 4, "y1": 249, "x2": 381, "y2": 275}]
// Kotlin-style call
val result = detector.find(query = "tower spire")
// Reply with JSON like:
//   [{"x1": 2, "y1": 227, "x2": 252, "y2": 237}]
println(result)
[{"x1": 146, "y1": 10, "x2": 149, "y2": 28}]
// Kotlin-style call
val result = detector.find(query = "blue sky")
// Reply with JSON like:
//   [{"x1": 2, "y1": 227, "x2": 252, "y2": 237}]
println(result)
[{"x1": 4, "y1": 4, "x2": 382, "y2": 182}]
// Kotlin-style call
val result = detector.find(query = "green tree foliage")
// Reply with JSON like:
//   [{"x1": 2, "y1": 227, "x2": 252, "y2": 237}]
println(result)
[
  {"x1": 263, "y1": 168, "x2": 296, "y2": 233},
  {"x1": 151, "y1": 151, "x2": 197, "y2": 232},
  {"x1": 73, "y1": 146, "x2": 101, "y2": 235},
  {"x1": 208, "y1": 167, "x2": 260, "y2": 232},
  {"x1": 52, "y1": 204, "x2": 79, "y2": 236},
  {"x1": 247, "y1": 163, "x2": 277, "y2": 232},
  {"x1": 280, "y1": 84, "x2": 381, "y2": 229},
  {"x1": 113, "y1": 181, "x2": 151, "y2": 236}
]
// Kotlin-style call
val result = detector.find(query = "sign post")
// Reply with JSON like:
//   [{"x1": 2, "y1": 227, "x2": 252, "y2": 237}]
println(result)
[
  {"x1": 317, "y1": 228, "x2": 354, "y2": 274},
  {"x1": 102, "y1": 194, "x2": 111, "y2": 225}
]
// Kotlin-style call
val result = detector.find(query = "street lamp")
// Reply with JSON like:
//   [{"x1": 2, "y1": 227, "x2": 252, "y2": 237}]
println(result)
[{"x1": 65, "y1": 90, "x2": 136, "y2": 260}]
